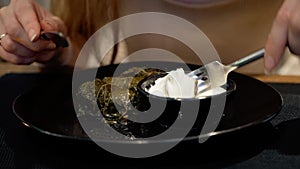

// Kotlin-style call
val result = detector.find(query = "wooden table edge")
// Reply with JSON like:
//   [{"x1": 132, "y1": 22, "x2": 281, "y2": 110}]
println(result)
[
  {"x1": 1, "y1": 62, "x2": 300, "y2": 84},
  {"x1": 249, "y1": 74, "x2": 300, "y2": 84}
]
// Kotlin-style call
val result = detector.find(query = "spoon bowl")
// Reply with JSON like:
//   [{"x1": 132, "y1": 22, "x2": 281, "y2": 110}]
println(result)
[{"x1": 40, "y1": 31, "x2": 69, "y2": 48}]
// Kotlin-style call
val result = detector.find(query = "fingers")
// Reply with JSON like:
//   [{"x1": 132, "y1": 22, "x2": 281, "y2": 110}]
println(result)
[
  {"x1": 264, "y1": 2, "x2": 289, "y2": 72},
  {"x1": 0, "y1": 5, "x2": 56, "y2": 52},
  {"x1": 1, "y1": 34, "x2": 35, "y2": 57},
  {"x1": 287, "y1": 2, "x2": 300, "y2": 55},
  {"x1": 264, "y1": 0, "x2": 300, "y2": 72},
  {"x1": 11, "y1": 0, "x2": 67, "y2": 42},
  {"x1": 0, "y1": 33, "x2": 57, "y2": 65},
  {"x1": 35, "y1": 50, "x2": 57, "y2": 63},
  {"x1": 0, "y1": 0, "x2": 61, "y2": 65},
  {"x1": 0, "y1": 43, "x2": 36, "y2": 65},
  {"x1": 0, "y1": 32, "x2": 57, "y2": 65},
  {"x1": 41, "y1": 16, "x2": 67, "y2": 34},
  {"x1": 12, "y1": 0, "x2": 40, "y2": 42}
]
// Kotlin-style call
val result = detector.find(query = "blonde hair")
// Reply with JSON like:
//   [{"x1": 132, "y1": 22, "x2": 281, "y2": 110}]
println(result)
[
  {"x1": 50, "y1": 0, "x2": 118, "y2": 40},
  {"x1": 50, "y1": 0, "x2": 119, "y2": 65}
]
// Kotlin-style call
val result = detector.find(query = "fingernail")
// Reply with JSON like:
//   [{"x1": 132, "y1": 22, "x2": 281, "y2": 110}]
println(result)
[
  {"x1": 47, "y1": 42, "x2": 56, "y2": 49},
  {"x1": 29, "y1": 29, "x2": 37, "y2": 42},
  {"x1": 265, "y1": 56, "x2": 275, "y2": 72}
]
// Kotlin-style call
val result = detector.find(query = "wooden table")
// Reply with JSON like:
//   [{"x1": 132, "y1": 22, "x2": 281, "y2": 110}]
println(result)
[
  {"x1": 251, "y1": 74, "x2": 300, "y2": 84},
  {"x1": 1, "y1": 62, "x2": 300, "y2": 84},
  {"x1": 0, "y1": 62, "x2": 41, "y2": 76}
]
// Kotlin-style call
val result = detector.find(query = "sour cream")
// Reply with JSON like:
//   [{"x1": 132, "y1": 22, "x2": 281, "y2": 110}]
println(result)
[{"x1": 146, "y1": 68, "x2": 226, "y2": 99}]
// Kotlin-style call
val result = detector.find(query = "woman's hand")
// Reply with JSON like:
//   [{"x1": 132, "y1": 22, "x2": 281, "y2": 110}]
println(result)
[
  {"x1": 0, "y1": 0, "x2": 67, "y2": 65},
  {"x1": 265, "y1": 0, "x2": 300, "y2": 72}
]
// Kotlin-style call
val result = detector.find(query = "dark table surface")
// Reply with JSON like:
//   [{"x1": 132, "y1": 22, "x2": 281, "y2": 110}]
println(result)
[{"x1": 1, "y1": 73, "x2": 300, "y2": 169}]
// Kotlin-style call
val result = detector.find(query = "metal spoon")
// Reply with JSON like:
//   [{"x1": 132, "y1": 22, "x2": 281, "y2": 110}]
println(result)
[{"x1": 40, "y1": 31, "x2": 69, "y2": 48}]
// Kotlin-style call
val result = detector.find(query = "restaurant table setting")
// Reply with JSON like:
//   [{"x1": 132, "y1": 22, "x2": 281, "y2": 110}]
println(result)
[{"x1": 1, "y1": 64, "x2": 300, "y2": 169}]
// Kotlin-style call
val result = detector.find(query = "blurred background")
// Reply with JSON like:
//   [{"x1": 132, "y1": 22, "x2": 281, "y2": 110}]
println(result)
[
  {"x1": 0, "y1": 0, "x2": 300, "y2": 75},
  {"x1": 0, "y1": 0, "x2": 49, "y2": 8}
]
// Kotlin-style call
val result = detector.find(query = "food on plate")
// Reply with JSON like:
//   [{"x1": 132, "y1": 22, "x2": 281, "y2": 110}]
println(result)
[
  {"x1": 76, "y1": 67, "x2": 227, "y2": 138},
  {"x1": 147, "y1": 68, "x2": 196, "y2": 98},
  {"x1": 76, "y1": 67, "x2": 164, "y2": 137}
]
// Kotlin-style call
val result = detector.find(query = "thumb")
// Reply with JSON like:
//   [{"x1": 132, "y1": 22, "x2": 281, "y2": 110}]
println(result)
[{"x1": 40, "y1": 16, "x2": 67, "y2": 35}]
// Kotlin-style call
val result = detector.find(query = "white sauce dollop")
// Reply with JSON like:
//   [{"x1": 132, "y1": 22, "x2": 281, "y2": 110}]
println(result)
[{"x1": 146, "y1": 68, "x2": 226, "y2": 99}]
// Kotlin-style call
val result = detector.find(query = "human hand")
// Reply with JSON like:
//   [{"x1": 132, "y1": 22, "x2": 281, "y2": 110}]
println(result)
[
  {"x1": 264, "y1": 0, "x2": 300, "y2": 72},
  {"x1": 0, "y1": 0, "x2": 67, "y2": 65}
]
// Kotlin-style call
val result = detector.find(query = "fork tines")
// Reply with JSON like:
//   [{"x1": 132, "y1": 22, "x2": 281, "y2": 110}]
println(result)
[{"x1": 187, "y1": 66, "x2": 208, "y2": 81}]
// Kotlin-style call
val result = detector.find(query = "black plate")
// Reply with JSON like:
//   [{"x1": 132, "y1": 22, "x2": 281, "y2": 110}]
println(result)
[{"x1": 12, "y1": 62, "x2": 283, "y2": 144}]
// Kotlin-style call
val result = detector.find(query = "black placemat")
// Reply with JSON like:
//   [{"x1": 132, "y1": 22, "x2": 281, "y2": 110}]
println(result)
[{"x1": 1, "y1": 73, "x2": 300, "y2": 169}]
